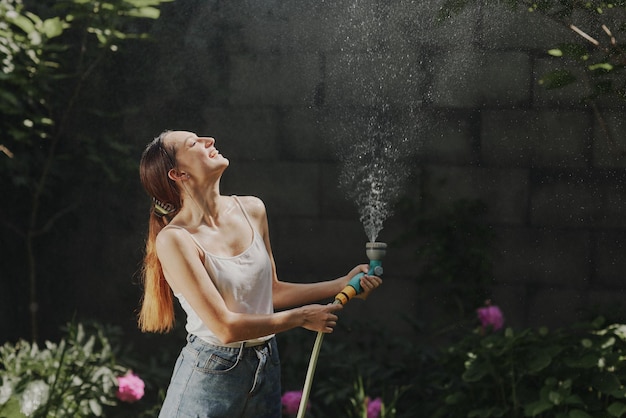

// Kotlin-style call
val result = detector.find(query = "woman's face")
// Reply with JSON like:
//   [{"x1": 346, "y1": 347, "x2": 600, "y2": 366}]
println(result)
[{"x1": 163, "y1": 130, "x2": 229, "y2": 180}]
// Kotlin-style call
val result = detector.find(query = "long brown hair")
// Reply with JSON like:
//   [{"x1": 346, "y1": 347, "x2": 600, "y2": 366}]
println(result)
[{"x1": 138, "y1": 131, "x2": 182, "y2": 332}]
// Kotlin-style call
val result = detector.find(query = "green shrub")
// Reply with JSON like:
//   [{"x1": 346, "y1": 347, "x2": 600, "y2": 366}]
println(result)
[
  {"x1": 0, "y1": 323, "x2": 135, "y2": 418},
  {"x1": 431, "y1": 317, "x2": 626, "y2": 418},
  {"x1": 282, "y1": 312, "x2": 626, "y2": 418}
]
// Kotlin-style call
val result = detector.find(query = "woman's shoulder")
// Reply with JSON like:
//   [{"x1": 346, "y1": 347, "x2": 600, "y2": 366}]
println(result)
[
  {"x1": 234, "y1": 195, "x2": 267, "y2": 218},
  {"x1": 155, "y1": 224, "x2": 191, "y2": 249}
]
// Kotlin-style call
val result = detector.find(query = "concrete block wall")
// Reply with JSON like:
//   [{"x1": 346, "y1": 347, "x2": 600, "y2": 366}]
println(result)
[{"x1": 121, "y1": 0, "x2": 626, "y2": 335}]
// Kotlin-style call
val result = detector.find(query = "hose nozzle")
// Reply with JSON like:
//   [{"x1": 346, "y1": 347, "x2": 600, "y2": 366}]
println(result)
[
  {"x1": 365, "y1": 241, "x2": 387, "y2": 262},
  {"x1": 334, "y1": 242, "x2": 387, "y2": 305}
]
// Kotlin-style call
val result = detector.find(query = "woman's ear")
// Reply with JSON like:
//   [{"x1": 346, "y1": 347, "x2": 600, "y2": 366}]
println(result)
[{"x1": 168, "y1": 169, "x2": 188, "y2": 181}]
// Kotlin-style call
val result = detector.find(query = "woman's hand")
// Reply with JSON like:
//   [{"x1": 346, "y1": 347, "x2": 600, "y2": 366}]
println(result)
[
  {"x1": 345, "y1": 264, "x2": 369, "y2": 281},
  {"x1": 299, "y1": 303, "x2": 344, "y2": 333},
  {"x1": 342, "y1": 264, "x2": 383, "y2": 301},
  {"x1": 354, "y1": 273, "x2": 382, "y2": 300}
]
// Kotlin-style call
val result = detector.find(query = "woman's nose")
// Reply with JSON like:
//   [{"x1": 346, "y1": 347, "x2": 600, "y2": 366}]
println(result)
[{"x1": 203, "y1": 137, "x2": 215, "y2": 147}]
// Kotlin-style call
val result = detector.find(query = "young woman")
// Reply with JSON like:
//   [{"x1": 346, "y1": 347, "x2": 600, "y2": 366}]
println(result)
[{"x1": 138, "y1": 130, "x2": 382, "y2": 417}]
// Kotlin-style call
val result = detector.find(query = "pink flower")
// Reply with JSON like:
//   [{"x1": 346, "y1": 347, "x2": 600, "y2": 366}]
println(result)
[
  {"x1": 116, "y1": 372, "x2": 145, "y2": 403},
  {"x1": 477, "y1": 304, "x2": 504, "y2": 331},
  {"x1": 282, "y1": 390, "x2": 307, "y2": 415},
  {"x1": 367, "y1": 397, "x2": 383, "y2": 418}
]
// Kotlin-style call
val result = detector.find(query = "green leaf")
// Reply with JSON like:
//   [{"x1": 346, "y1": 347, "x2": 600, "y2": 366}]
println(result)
[
  {"x1": 608, "y1": 402, "x2": 626, "y2": 417},
  {"x1": 549, "y1": 390, "x2": 564, "y2": 405},
  {"x1": 524, "y1": 399, "x2": 553, "y2": 416},
  {"x1": 445, "y1": 392, "x2": 465, "y2": 405},
  {"x1": 468, "y1": 409, "x2": 488, "y2": 418},
  {"x1": 592, "y1": 317, "x2": 606, "y2": 329},
  {"x1": 609, "y1": 386, "x2": 626, "y2": 399},
  {"x1": 552, "y1": 43, "x2": 589, "y2": 61},
  {"x1": 89, "y1": 398, "x2": 102, "y2": 416},
  {"x1": 538, "y1": 69, "x2": 577, "y2": 89},
  {"x1": 563, "y1": 394, "x2": 584, "y2": 406},
  {"x1": 462, "y1": 358, "x2": 488, "y2": 382},
  {"x1": 589, "y1": 63, "x2": 614, "y2": 72},
  {"x1": 0, "y1": 396, "x2": 27, "y2": 417},
  {"x1": 527, "y1": 351, "x2": 552, "y2": 373},
  {"x1": 8, "y1": 14, "x2": 36, "y2": 35},
  {"x1": 469, "y1": 407, "x2": 507, "y2": 417},
  {"x1": 0, "y1": 90, "x2": 21, "y2": 108},
  {"x1": 568, "y1": 410, "x2": 593, "y2": 418},
  {"x1": 124, "y1": 6, "x2": 161, "y2": 19},
  {"x1": 591, "y1": 372, "x2": 621, "y2": 394},
  {"x1": 124, "y1": 0, "x2": 174, "y2": 6},
  {"x1": 42, "y1": 17, "x2": 66, "y2": 39},
  {"x1": 564, "y1": 354, "x2": 598, "y2": 369}
]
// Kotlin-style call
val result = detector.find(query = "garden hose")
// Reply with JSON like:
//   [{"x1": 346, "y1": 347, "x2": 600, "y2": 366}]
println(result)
[{"x1": 296, "y1": 242, "x2": 386, "y2": 418}]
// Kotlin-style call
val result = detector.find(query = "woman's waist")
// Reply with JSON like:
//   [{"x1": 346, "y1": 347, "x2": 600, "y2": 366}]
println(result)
[{"x1": 186, "y1": 332, "x2": 275, "y2": 350}]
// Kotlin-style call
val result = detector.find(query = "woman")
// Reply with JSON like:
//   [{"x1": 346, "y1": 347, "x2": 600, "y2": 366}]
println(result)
[{"x1": 138, "y1": 130, "x2": 382, "y2": 418}]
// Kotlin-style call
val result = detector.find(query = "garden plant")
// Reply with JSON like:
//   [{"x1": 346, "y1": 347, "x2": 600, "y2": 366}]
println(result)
[
  {"x1": 440, "y1": 0, "x2": 626, "y2": 148},
  {"x1": 0, "y1": 322, "x2": 144, "y2": 418},
  {"x1": 0, "y1": 0, "x2": 171, "y2": 342}
]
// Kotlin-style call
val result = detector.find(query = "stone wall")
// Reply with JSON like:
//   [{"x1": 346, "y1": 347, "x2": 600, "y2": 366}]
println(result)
[{"x1": 113, "y1": 0, "x2": 626, "y2": 337}]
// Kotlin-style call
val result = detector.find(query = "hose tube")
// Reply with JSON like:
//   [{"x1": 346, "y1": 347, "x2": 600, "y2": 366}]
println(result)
[{"x1": 297, "y1": 259, "x2": 384, "y2": 417}]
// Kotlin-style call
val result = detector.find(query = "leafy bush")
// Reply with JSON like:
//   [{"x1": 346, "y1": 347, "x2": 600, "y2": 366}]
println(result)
[
  {"x1": 281, "y1": 310, "x2": 626, "y2": 418},
  {"x1": 0, "y1": 0, "x2": 171, "y2": 342},
  {"x1": 7, "y1": 315, "x2": 626, "y2": 418},
  {"x1": 0, "y1": 322, "x2": 140, "y2": 418},
  {"x1": 278, "y1": 319, "x2": 435, "y2": 418},
  {"x1": 432, "y1": 317, "x2": 626, "y2": 418},
  {"x1": 395, "y1": 197, "x2": 495, "y2": 322}
]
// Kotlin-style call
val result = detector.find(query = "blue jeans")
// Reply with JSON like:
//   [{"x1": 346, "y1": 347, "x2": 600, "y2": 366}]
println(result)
[{"x1": 158, "y1": 334, "x2": 281, "y2": 418}]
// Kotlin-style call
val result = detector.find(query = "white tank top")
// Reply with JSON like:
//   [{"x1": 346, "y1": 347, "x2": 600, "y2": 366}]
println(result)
[{"x1": 166, "y1": 196, "x2": 274, "y2": 347}]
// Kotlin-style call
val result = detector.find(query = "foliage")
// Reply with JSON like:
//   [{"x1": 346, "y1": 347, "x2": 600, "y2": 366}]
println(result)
[
  {"x1": 277, "y1": 320, "x2": 438, "y2": 418},
  {"x1": 394, "y1": 197, "x2": 495, "y2": 320},
  {"x1": 0, "y1": 0, "x2": 169, "y2": 184},
  {"x1": 280, "y1": 314, "x2": 626, "y2": 418},
  {"x1": 0, "y1": 321, "x2": 179, "y2": 418},
  {"x1": 430, "y1": 317, "x2": 626, "y2": 418},
  {"x1": 0, "y1": 0, "x2": 171, "y2": 342},
  {"x1": 344, "y1": 376, "x2": 398, "y2": 418},
  {"x1": 0, "y1": 322, "x2": 128, "y2": 417},
  {"x1": 438, "y1": 0, "x2": 626, "y2": 103},
  {"x1": 7, "y1": 317, "x2": 626, "y2": 418}
]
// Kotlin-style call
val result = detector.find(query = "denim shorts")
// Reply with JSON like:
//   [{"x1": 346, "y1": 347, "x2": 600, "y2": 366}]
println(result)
[{"x1": 158, "y1": 334, "x2": 281, "y2": 418}]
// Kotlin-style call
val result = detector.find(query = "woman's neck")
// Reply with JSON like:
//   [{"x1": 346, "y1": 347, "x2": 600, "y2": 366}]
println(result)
[{"x1": 177, "y1": 182, "x2": 230, "y2": 227}]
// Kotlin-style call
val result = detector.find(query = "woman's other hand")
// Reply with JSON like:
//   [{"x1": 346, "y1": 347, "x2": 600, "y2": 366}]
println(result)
[{"x1": 300, "y1": 303, "x2": 344, "y2": 333}]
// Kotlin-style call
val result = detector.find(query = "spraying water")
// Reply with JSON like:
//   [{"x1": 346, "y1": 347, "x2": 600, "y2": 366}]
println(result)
[
  {"x1": 336, "y1": 107, "x2": 415, "y2": 242},
  {"x1": 298, "y1": 3, "x2": 430, "y2": 416},
  {"x1": 317, "y1": 0, "x2": 428, "y2": 241},
  {"x1": 320, "y1": 71, "x2": 423, "y2": 242}
]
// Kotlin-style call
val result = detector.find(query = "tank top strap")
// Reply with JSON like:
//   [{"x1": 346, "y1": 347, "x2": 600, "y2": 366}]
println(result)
[
  {"x1": 231, "y1": 195, "x2": 255, "y2": 233},
  {"x1": 162, "y1": 224, "x2": 208, "y2": 253}
]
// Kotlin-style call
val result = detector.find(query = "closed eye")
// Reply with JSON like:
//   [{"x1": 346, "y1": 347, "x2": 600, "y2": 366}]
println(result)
[{"x1": 183, "y1": 134, "x2": 199, "y2": 148}]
